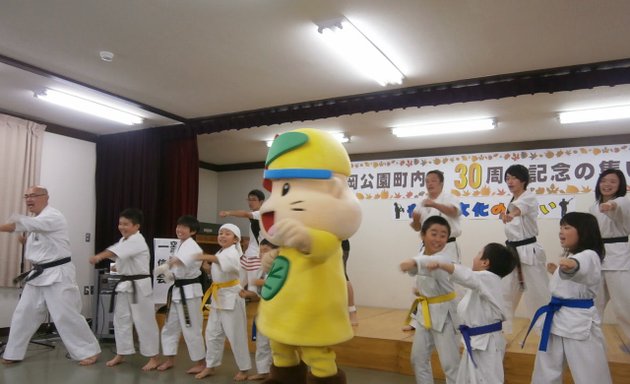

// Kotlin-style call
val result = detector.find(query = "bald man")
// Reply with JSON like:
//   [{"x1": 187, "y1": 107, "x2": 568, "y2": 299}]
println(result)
[{"x1": 0, "y1": 186, "x2": 100, "y2": 365}]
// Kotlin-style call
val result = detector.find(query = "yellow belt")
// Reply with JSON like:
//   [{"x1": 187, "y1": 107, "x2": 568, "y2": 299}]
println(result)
[
  {"x1": 405, "y1": 291, "x2": 456, "y2": 329},
  {"x1": 200, "y1": 279, "x2": 240, "y2": 311}
]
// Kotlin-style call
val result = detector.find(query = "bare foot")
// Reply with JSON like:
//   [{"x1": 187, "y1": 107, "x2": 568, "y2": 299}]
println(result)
[
  {"x1": 248, "y1": 373, "x2": 270, "y2": 380},
  {"x1": 78, "y1": 353, "x2": 100, "y2": 366},
  {"x1": 1, "y1": 358, "x2": 20, "y2": 365},
  {"x1": 186, "y1": 361, "x2": 206, "y2": 374},
  {"x1": 401, "y1": 324, "x2": 415, "y2": 332},
  {"x1": 234, "y1": 371, "x2": 249, "y2": 381},
  {"x1": 195, "y1": 367, "x2": 215, "y2": 379},
  {"x1": 106, "y1": 355, "x2": 124, "y2": 367},
  {"x1": 142, "y1": 356, "x2": 160, "y2": 371},
  {"x1": 157, "y1": 359, "x2": 174, "y2": 371}
]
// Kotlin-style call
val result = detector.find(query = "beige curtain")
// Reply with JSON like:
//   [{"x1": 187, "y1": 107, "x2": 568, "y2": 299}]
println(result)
[{"x1": 0, "y1": 114, "x2": 45, "y2": 287}]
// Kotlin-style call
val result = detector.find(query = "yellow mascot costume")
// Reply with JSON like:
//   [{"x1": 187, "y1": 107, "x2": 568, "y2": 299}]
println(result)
[{"x1": 257, "y1": 128, "x2": 362, "y2": 384}]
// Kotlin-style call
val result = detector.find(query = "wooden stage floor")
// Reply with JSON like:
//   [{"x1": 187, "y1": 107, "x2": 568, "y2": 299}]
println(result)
[{"x1": 332, "y1": 306, "x2": 630, "y2": 384}]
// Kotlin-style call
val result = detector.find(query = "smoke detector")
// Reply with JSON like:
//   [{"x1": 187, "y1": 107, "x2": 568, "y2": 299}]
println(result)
[{"x1": 99, "y1": 51, "x2": 114, "y2": 62}]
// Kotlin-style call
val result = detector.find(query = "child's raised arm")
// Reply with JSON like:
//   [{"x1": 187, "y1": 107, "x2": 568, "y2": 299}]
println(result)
[
  {"x1": 197, "y1": 253, "x2": 219, "y2": 263},
  {"x1": 89, "y1": 250, "x2": 116, "y2": 265},
  {"x1": 558, "y1": 257, "x2": 578, "y2": 273},
  {"x1": 425, "y1": 261, "x2": 455, "y2": 274},
  {"x1": 400, "y1": 258, "x2": 417, "y2": 273}
]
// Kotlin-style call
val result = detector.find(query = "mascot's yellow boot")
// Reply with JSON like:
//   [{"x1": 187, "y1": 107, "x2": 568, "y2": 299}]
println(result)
[{"x1": 263, "y1": 363, "x2": 308, "y2": 384}]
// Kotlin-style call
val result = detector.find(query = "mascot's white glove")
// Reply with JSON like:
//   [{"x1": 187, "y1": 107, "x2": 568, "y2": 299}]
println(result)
[
  {"x1": 267, "y1": 218, "x2": 312, "y2": 254},
  {"x1": 154, "y1": 263, "x2": 174, "y2": 283},
  {"x1": 261, "y1": 249, "x2": 279, "y2": 273}
]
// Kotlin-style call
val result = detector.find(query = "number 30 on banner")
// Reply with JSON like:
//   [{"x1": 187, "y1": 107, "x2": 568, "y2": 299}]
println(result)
[{"x1": 454, "y1": 163, "x2": 482, "y2": 189}]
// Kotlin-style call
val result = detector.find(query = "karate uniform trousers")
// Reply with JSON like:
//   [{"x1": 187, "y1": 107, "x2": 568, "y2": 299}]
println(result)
[
  {"x1": 160, "y1": 296, "x2": 205, "y2": 361},
  {"x1": 253, "y1": 326, "x2": 272, "y2": 374},
  {"x1": 204, "y1": 298, "x2": 251, "y2": 370},
  {"x1": 3, "y1": 276, "x2": 101, "y2": 361},
  {"x1": 113, "y1": 290, "x2": 160, "y2": 356}
]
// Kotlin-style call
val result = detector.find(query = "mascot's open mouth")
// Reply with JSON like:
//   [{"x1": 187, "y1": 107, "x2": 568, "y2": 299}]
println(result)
[{"x1": 262, "y1": 211, "x2": 275, "y2": 232}]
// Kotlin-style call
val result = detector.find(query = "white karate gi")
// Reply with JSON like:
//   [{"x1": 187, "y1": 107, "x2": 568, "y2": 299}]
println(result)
[
  {"x1": 414, "y1": 192, "x2": 462, "y2": 263},
  {"x1": 160, "y1": 237, "x2": 205, "y2": 361},
  {"x1": 502, "y1": 190, "x2": 549, "y2": 332},
  {"x1": 3, "y1": 206, "x2": 101, "y2": 361},
  {"x1": 450, "y1": 265, "x2": 506, "y2": 384},
  {"x1": 407, "y1": 251, "x2": 461, "y2": 384},
  {"x1": 590, "y1": 196, "x2": 630, "y2": 341},
  {"x1": 251, "y1": 268, "x2": 272, "y2": 375},
  {"x1": 108, "y1": 231, "x2": 159, "y2": 357},
  {"x1": 240, "y1": 211, "x2": 263, "y2": 293},
  {"x1": 204, "y1": 244, "x2": 252, "y2": 371},
  {"x1": 531, "y1": 250, "x2": 612, "y2": 384}
]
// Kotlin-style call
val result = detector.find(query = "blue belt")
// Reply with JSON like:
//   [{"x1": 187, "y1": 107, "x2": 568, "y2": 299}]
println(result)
[
  {"x1": 522, "y1": 296, "x2": 594, "y2": 351},
  {"x1": 459, "y1": 321, "x2": 502, "y2": 368}
]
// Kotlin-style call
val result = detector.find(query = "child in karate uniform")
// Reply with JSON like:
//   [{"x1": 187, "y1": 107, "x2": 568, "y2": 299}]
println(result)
[
  {"x1": 427, "y1": 243, "x2": 518, "y2": 384},
  {"x1": 89, "y1": 208, "x2": 160, "y2": 371},
  {"x1": 400, "y1": 215, "x2": 460, "y2": 384},
  {"x1": 589, "y1": 169, "x2": 630, "y2": 347},
  {"x1": 526, "y1": 212, "x2": 612, "y2": 384},
  {"x1": 155, "y1": 215, "x2": 205, "y2": 373},
  {"x1": 195, "y1": 223, "x2": 252, "y2": 381},
  {"x1": 239, "y1": 238, "x2": 277, "y2": 381}
]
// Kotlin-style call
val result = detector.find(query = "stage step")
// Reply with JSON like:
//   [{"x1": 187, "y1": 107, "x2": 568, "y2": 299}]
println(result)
[{"x1": 158, "y1": 303, "x2": 630, "y2": 383}]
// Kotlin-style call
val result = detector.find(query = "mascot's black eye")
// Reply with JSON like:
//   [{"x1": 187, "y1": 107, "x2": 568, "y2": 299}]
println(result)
[{"x1": 282, "y1": 183, "x2": 290, "y2": 196}]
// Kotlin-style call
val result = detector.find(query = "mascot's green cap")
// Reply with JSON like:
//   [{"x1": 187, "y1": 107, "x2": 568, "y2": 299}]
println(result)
[{"x1": 263, "y1": 128, "x2": 351, "y2": 187}]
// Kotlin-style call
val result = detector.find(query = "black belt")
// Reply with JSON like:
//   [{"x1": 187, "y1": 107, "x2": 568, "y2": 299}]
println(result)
[
  {"x1": 506, "y1": 237, "x2": 537, "y2": 248},
  {"x1": 166, "y1": 277, "x2": 201, "y2": 327},
  {"x1": 603, "y1": 236, "x2": 628, "y2": 244},
  {"x1": 505, "y1": 237, "x2": 537, "y2": 291},
  {"x1": 109, "y1": 274, "x2": 151, "y2": 313},
  {"x1": 13, "y1": 257, "x2": 71, "y2": 284}
]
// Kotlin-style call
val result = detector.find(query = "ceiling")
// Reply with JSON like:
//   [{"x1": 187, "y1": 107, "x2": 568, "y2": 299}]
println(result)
[{"x1": 1, "y1": 1, "x2": 630, "y2": 166}]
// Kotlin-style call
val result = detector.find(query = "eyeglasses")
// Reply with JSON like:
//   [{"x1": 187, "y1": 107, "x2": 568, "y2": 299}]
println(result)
[{"x1": 24, "y1": 193, "x2": 47, "y2": 199}]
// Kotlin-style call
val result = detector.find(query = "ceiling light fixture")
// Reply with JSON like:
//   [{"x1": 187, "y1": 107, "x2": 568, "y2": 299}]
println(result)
[
  {"x1": 316, "y1": 17, "x2": 404, "y2": 86},
  {"x1": 266, "y1": 132, "x2": 349, "y2": 147},
  {"x1": 392, "y1": 118, "x2": 496, "y2": 137},
  {"x1": 34, "y1": 89, "x2": 144, "y2": 125},
  {"x1": 558, "y1": 105, "x2": 630, "y2": 124}
]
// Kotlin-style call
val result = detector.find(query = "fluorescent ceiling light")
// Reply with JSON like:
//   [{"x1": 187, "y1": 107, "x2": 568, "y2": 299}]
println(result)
[
  {"x1": 330, "y1": 132, "x2": 350, "y2": 143},
  {"x1": 392, "y1": 118, "x2": 496, "y2": 137},
  {"x1": 558, "y1": 105, "x2": 630, "y2": 124},
  {"x1": 34, "y1": 89, "x2": 144, "y2": 125},
  {"x1": 317, "y1": 17, "x2": 404, "y2": 86},
  {"x1": 266, "y1": 132, "x2": 349, "y2": 147}
]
